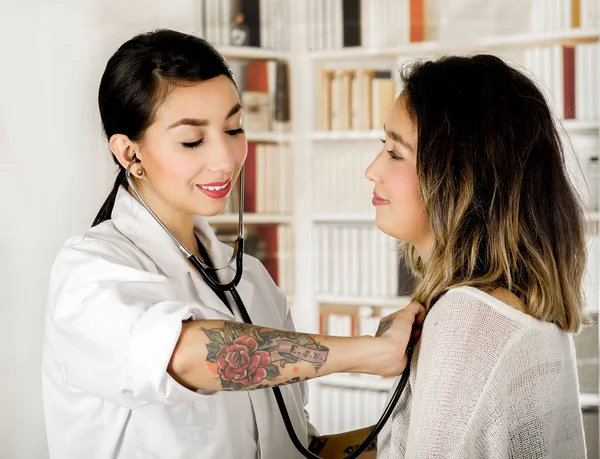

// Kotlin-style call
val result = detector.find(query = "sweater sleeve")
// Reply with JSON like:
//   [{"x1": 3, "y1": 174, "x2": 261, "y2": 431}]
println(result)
[{"x1": 404, "y1": 290, "x2": 525, "y2": 458}]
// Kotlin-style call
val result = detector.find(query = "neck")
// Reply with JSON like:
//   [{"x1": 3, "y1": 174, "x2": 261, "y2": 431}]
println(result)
[
  {"x1": 129, "y1": 186, "x2": 200, "y2": 258},
  {"x1": 415, "y1": 237, "x2": 434, "y2": 263}
]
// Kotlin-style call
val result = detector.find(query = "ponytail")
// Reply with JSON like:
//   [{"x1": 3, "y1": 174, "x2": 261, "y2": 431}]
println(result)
[{"x1": 92, "y1": 167, "x2": 127, "y2": 227}]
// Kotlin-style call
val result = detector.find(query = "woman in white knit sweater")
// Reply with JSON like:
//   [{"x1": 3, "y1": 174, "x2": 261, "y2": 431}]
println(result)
[
  {"x1": 372, "y1": 54, "x2": 590, "y2": 458},
  {"x1": 312, "y1": 54, "x2": 590, "y2": 458}
]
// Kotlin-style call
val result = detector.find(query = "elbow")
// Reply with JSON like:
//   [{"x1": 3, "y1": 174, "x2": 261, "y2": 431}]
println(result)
[{"x1": 168, "y1": 321, "x2": 200, "y2": 390}]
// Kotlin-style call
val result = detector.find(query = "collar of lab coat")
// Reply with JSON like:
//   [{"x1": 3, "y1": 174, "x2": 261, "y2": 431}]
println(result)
[{"x1": 111, "y1": 185, "x2": 254, "y2": 318}]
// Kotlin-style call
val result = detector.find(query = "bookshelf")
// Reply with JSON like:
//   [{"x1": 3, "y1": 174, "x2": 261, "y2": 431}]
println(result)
[
  {"x1": 200, "y1": 0, "x2": 296, "y2": 296},
  {"x1": 199, "y1": 0, "x2": 600, "y2": 455}
]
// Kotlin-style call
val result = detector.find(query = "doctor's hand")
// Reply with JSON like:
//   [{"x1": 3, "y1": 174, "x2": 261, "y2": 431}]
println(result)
[{"x1": 373, "y1": 301, "x2": 426, "y2": 376}]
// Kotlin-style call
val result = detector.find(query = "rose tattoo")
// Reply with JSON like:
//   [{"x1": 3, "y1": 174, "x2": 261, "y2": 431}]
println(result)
[{"x1": 216, "y1": 336, "x2": 270, "y2": 385}]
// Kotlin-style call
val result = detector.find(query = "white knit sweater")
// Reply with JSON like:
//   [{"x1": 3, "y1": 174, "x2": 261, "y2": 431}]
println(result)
[{"x1": 377, "y1": 286, "x2": 587, "y2": 459}]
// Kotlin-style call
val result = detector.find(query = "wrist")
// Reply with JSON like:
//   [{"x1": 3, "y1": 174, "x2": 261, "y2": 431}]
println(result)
[{"x1": 346, "y1": 335, "x2": 392, "y2": 375}]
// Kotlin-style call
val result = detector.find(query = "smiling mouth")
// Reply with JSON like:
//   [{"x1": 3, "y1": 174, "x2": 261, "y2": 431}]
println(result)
[
  {"x1": 196, "y1": 179, "x2": 233, "y2": 199},
  {"x1": 199, "y1": 183, "x2": 229, "y2": 191}
]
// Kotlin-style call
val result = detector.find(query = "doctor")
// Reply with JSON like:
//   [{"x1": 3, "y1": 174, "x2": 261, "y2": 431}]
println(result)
[{"x1": 41, "y1": 29, "x2": 424, "y2": 459}]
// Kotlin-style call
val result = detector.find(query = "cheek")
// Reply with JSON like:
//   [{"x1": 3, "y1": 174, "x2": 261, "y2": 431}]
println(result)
[
  {"x1": 389, "y1": 166, "x2": 428, "y2": 229},
  {"x1": 389, "y1": 166, "x2": 422, "y2": 208},
  {"x1": 160, "y1": 154, "x2": 198, "y2": 180},
  {"x1": 232, "y1": 135, "x2": 248, "y2": 166},
  {"x1": 144, "y1": 137, "x2": 197, "y2": 180}
]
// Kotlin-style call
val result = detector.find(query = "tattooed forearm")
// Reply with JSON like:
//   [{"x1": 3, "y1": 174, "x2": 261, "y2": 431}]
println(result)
[
  {"x1": 375, "y1": 316, "x2": 393, "y2": 337},
  {"x1": 202, "y1": 322, "x2": 329, "y2": 390}
]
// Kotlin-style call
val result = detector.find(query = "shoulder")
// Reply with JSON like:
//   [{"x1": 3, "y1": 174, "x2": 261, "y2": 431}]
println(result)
[
  {"x1": 421, "y1": 286, "x2": 562, "y2": 358},
  {"x1": 51, "y1": 220, "x2": 158, "y2": 287},
  {"x1": 421, "y1": 287, "x2": 532, "y2": 351},
  {"x1": 429, "y1": 286, "x2": 544, "y2": 329}
]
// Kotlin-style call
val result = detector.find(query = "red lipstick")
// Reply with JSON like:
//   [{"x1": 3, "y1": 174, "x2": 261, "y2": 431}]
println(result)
[{"x1": 196, "y1": 179, "x2": 232, "y2": 199}]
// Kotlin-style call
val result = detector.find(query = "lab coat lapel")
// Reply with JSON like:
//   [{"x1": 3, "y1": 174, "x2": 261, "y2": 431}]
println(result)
[
  {"x1": 188, "y1": 272, "x2": 237, "y2": 319},
  {"x1": 251, "y1": 388, "x2": 288, "y2": 458},
  {"x1": 193, "y1": 217, "x2": 255, "y2": 319},
  {"x1": 111, "y1": 187, "x2": 242, "y2": 319}
]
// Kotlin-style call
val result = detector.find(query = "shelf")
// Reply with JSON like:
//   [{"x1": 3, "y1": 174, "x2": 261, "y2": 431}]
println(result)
[
  {"x1": 314, "y1": 211, "x2": 599, "y2": 224},
  {"x1": 311, "y1": 121, "x2": 598, "y2": 142},
  {"x1": 319, "y1": 374, "x2": 396, "y2": 391},
  {"x1": 206, "y1": 213, "x2": 293, "y2": 225},
  {"x1": 317, "y1": 294, "x2": 412, "y2": 308},
  {"x1": 587, "y1": 212, "x2": 600, "y2": 223},
  {"x1": 561, "y1": 119, "x2": 600, "y2": 133},
  {"x1": 313, "y1": 213, "x2": 376, "y2": 223},
  {"x1": 580, "y1": 392, "x2": 600, "y2": 408},
  {"x1": 246, "y1": 131, "x2": 292, "y2": 143},
  {"x1": 311, "y1": 130, "x2": 383, "y2": 141},
  {"x1": 218, "y1": 46, "x2": 290, "y2": 61},
  {"x1": 473, "y1": 28, "x2": 599, "y2": 50},
  {"x1": 310, "y1": 40, "x2": 441, "y2": 61},
  {"x1": 309, "y1": 28, "x2": 600, "y2": 61},
  {"x1": 318, "y1": 380, "x2": 600, "y2": 409}
]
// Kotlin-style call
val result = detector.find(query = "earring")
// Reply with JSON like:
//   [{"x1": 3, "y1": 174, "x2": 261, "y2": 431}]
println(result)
[{"x1": 132, "y1": 152, "x2": 144, "y2": 176}]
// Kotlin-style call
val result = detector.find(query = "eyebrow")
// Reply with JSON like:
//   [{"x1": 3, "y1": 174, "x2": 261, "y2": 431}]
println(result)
[
  {"x1": 384, "y1": 124, "x2": 414, "y2": 151},
  {"x1": 167, "y1": 103, "x2": 243, "y2": 130}
]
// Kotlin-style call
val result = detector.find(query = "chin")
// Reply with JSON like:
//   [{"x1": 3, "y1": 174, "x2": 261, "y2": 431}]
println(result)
[
  {"x1": 374, "y1": 213, "x2": 399, "y2": 239},
  {"x1": 192, "y1": 199, "x2": 230, "y2": 217},
  {"x1": 376, "y1": 215, "x2": 419, "y2": 244}
]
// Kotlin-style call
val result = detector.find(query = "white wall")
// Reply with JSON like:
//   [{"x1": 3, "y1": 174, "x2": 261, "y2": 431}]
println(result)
[{"x1": 0, "y1": 1, "x2": 200, "y2": 456}]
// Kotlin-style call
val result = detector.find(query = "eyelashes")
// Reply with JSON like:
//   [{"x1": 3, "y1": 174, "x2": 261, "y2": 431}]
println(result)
[
  {"x1": 226, "y1": 128, "x2": 245, "y2": 136},
  {"x1": 379, "y1": 139, "x2": 402, "y2": 161},
  {"x1": 182, "y1": 139, "x2": 204, "y2": 149},
  {"x1": 181, "y1": 128, "x2": 245, "y2": 149}
]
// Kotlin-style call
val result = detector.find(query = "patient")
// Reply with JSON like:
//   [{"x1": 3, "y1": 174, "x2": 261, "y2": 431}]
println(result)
[{"x1": 312, "y1": 54, "x2": 589, "y2": 459}]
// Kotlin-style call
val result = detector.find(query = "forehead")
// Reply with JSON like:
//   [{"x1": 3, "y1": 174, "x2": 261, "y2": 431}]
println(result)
[
  {"x1": 388, "y1": 95, "x2": 417, "y2": 139},
  {"x1": 154, "y1": 75, "x2": 240, "y2": 124}
]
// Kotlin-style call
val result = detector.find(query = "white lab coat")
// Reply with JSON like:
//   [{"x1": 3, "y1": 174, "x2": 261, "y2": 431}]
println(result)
[{"x1": 41, "y1": 186, "x2": 318, "y2": 459}]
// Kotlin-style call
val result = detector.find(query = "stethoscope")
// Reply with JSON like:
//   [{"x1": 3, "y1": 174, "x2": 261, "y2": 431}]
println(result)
[{"x1": 126, "y1": 158, "x2": 414, "y2": 459}]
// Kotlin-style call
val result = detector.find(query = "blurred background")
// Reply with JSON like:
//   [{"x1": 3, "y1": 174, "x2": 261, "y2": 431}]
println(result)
[{"x1": 0, "y1": 0, "x2": 598, "y2": 457}]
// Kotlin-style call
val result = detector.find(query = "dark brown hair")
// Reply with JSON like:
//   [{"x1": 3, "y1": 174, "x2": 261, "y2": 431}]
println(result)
[
  {"x1": 93, "y1": 29, "x2": 234, "y2": 226},
  {"x1": 400, "y1": 54, "x2": 590, "y2": 333}
]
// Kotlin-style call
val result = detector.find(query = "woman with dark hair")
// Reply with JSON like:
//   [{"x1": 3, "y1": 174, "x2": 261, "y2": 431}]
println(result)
[
  {"x1": 364, "y1": 54, "x2": 587, "y2": 458},
  {"x1": 41, "y1": 29, "x2": 423, "y2": 459}
]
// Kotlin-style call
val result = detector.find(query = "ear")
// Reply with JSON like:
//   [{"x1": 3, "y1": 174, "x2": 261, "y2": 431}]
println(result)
[{"x1": 109, "y1": 134, "x2": 141, "y2": 169}]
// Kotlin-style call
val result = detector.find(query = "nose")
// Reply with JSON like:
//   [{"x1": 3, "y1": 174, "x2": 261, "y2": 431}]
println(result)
[
  {"x1": 207, "y1": 133, "x2": 236, "y2": 173},
  {"x1": 365, "y1": 151, "x2": 383, "y2": 184}
]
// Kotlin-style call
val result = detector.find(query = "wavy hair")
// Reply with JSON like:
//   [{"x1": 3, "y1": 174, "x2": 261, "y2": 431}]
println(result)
[{"x1": 400, "y1": 54, "x2": 590, "y2": 333}]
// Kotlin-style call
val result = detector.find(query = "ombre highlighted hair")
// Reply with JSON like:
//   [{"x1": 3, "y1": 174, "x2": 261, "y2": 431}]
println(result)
[{"x1": 400, "y1": 54, "x2": 591, "y2": 333}]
